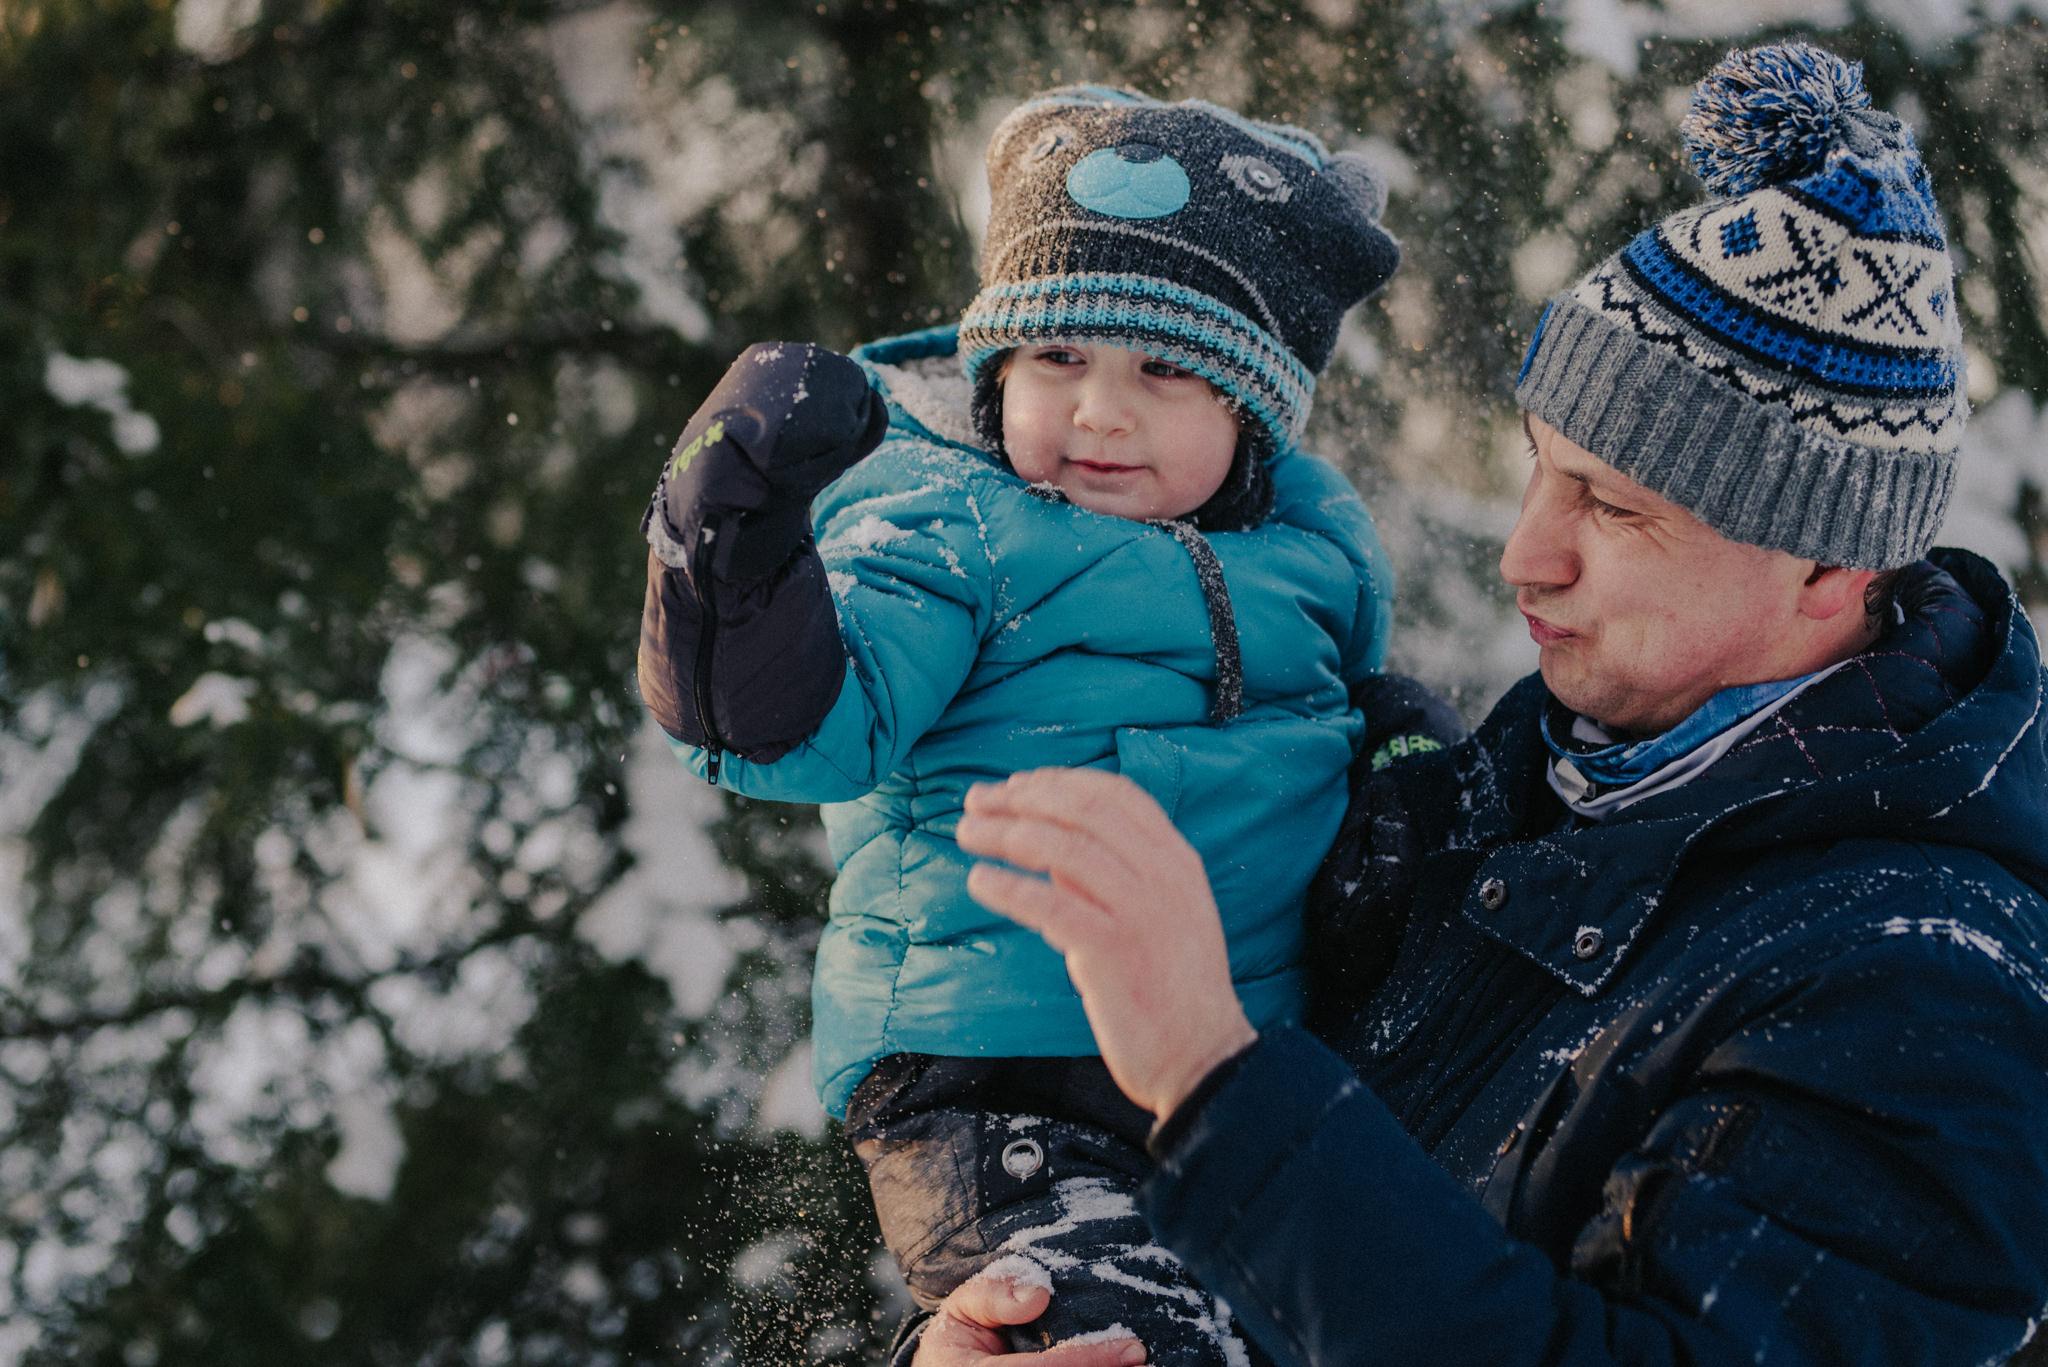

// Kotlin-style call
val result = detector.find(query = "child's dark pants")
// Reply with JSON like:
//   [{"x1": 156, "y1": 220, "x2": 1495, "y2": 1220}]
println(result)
[{"x1": 845, "y1": 1053, "x2": 1255, "y2": 1365}]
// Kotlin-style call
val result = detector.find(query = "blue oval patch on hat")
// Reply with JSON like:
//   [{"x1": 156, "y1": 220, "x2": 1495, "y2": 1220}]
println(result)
[{"x1": 1066, "y1": 144, "x2": 1190, "y2": 219}]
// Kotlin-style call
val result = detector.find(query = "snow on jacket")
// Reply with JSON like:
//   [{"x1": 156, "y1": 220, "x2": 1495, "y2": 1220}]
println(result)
[
  {"x1": 1142, "y1": 550, "x2": 2048, "y2": 1367},
  {"x1": 639, "y1": 326, "x2": 1395, "y2": 1116}
]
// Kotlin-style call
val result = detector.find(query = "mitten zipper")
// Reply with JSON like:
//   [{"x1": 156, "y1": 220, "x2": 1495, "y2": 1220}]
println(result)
[{"x1": 692, "y1": 528, "x2": 725, "y2": 784}]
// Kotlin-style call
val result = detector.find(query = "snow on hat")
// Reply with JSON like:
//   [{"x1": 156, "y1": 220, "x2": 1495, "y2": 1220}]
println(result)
[
  {"x1": 960, "y1": 86, "x2": 1401, "y2": 458},
  {"x1": 1515, "y1": 42, "x2": 1965, "y2": 570}
]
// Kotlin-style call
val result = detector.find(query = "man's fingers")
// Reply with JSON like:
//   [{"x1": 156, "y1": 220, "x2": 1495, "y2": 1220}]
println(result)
[
  {"x1": 965, "y1": 769, "x2": 1174, "y2": 844},
  {"x1": 966, "y1": 772, "x2": 1193, "y2": 877},
  {"x1": 956, "y1": 804, "x2": 1116, "y2": 882},
  {"x1": 916, "y1": 1270, "x2": 1145, "y2": 1366},
  {"x1": 942, "y1": 1268, "x2": 1051, "y2": 1329},
  {"x1": 960, "y1": 773, "x2": 1206, "y2": 924},
  {"x1": 957, "y1": 828, "x2": 1153, "y2": 947},
  {"x1": 962, "y1": 862, "x2": 1105, "y2": 952},
  {"x1": 958, "y1": 777, "x2": 1156, "y2": 884},
  {"x1": 1031, "y1": 1338, "x2": 1147, "y2": 1365}
]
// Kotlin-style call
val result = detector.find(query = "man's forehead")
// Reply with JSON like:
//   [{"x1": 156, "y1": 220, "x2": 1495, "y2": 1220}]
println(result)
[{"x1": 1526, "y1": 413, "x2": 1672, "y2": 506}]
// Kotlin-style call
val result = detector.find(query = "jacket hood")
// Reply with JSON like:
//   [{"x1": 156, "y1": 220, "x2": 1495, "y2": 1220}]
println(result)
[
  {"x1": 852, "y1": 325, "x2": 986, "y2": 453},
  {"x1": 1702, "y1": 549, "x2": 2048, "y2": 896}
]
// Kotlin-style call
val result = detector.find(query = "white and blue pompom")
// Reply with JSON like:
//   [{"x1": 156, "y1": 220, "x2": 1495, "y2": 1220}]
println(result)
[{"x1": 1682, "y1": 42, "x2": 1871, "y2": 197}]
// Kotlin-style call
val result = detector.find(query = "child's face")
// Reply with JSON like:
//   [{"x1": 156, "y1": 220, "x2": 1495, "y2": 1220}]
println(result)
[{"x1": 1000, "y1": 342, "x2": 1238, "y2": 522}]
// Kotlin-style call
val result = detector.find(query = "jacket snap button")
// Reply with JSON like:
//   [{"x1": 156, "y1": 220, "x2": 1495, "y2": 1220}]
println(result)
[
  {"x1": 1001, "y1": 1138, "x2": 1045, "y2": 1180},
  {"x1": 1573, "y1": 929, "x2": 1605, "y2": 960},
  {"x1": 1478, "y1": 877, "x2": 1509, "y2": 912}
]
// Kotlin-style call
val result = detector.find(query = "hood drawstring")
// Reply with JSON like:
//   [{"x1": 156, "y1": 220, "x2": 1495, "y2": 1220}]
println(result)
[{"x1": 1154, "y1": 519, "x2": 1243, "y2": 724}]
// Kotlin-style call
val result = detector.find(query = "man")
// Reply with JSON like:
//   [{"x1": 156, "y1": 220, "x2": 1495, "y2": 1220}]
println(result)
[{"x1": 925, "y1": 42, "x2": 2048, "y2": 1367}]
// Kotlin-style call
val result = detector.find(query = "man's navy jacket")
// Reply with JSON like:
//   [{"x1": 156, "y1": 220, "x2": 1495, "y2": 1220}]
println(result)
[{"x1": 1143, "y1": 550, "x2": 2048, "y2": 1367}]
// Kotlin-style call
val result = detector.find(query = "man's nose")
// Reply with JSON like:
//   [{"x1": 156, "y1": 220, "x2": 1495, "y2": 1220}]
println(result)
[{"x1": 1499, "y1": 471, "x2": 1576, "y2": 590}]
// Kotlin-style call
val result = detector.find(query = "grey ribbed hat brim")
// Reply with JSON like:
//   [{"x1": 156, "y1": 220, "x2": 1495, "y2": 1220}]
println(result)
[{"x1": 1515, "y1": 297, "x2": 1956, "y2": 570}]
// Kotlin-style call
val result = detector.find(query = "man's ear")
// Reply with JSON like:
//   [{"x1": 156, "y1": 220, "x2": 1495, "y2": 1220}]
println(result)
[{"x1": 1798, "y1": 563, "x2": 1877, "y2": 622}]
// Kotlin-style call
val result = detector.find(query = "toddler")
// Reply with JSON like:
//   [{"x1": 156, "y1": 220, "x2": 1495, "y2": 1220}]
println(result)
[{"x1": 637, "y1": 87, "x2": 1401, "y2": 1362}]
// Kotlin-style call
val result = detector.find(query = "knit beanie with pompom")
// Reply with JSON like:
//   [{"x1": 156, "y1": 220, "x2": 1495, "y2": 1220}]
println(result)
[{"x1": 1515, "y1": 42, "x2": 1964, "y2": 570}]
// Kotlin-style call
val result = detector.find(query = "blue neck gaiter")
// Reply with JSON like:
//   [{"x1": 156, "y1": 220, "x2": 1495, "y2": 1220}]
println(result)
[{"x1": 1540, "y1": 671, "x2": 1828, "y2": 791}]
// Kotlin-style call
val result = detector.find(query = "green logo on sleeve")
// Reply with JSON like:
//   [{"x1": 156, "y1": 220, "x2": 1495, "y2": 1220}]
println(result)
[
  {"x1": 667, "y1": 419, "x2": 726, "y2": 481},
  {"x1": 1369, "y1": 733, "x2": 1445, "y2": 772}
]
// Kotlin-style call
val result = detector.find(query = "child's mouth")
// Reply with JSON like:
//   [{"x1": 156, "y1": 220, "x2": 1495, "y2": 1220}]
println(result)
[{"x1": 1069, "y1": 459, "x2": 1139, "y2": 474}]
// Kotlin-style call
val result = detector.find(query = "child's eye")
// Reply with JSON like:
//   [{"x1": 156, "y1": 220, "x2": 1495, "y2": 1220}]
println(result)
[{"x1": 1141, "y1": 358, "x2": 1196, "y2": 380}]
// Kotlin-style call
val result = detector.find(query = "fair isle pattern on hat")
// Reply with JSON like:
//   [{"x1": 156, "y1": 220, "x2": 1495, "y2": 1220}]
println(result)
[
  {"x1": 961, "y1": 86, "x2": 1400, "y2": 457},
  {"x1": 1516, "y1": 43, "x2": 1965, "y2": 570}
]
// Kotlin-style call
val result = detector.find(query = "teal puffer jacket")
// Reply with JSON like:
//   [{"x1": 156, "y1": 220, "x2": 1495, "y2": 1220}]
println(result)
[{"x1": 673, "y1": 327, "x2": 1393, "y2": 1115}]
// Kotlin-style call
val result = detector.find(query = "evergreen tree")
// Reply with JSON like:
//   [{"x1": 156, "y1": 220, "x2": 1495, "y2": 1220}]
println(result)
[{"x1": 2, "y1": 2, "x2": 2043, "y2": 1361}]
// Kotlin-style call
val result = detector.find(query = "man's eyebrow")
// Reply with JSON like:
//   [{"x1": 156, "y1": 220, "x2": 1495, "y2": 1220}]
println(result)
[
  {"x1": 1551, "y1": 455, "x2": 1633, "y2": 502},
  {"x1": 1524, "y1": 416, "x2": 1629, "y2": 495}
]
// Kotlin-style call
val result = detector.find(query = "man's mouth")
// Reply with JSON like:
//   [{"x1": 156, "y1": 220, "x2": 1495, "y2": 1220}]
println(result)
[{"x1": 1520, "y1": 605, "x2": 1574, "y2": 646}]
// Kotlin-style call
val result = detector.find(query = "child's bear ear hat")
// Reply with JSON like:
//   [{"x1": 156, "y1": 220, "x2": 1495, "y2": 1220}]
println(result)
[{"x1": 960, "y1": 86, "x2": 1402, "y2": 460}]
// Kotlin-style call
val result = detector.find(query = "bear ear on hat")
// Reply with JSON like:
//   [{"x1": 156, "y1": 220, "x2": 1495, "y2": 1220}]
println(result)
[{"x1": 1323, "y1": 150, "x2": 1390, "y2": 223}]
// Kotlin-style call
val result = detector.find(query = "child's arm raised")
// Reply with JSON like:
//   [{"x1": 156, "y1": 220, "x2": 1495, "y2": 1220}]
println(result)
[{"x1": 638, "y1": 343, "x2": 888, "y2": 779}]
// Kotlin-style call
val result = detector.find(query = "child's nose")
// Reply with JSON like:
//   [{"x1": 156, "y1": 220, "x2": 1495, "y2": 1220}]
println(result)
[{"x1": 1072, "y1": 376, "x2": 1135, "y2": 435}]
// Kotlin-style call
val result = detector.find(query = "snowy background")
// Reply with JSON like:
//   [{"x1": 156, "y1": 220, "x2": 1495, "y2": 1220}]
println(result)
[{"x1": 3, "y1": 1, "x2": 2046, "y2": 1362}]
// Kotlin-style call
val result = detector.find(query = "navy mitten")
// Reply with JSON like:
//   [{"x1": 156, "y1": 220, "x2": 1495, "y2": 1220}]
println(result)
[
  {"x1": 1354, "y1": 673, "x2": 1466, "y2": 772},
  {"x1": 645, "y1": 342, "x2": 889, "y2": 582}
]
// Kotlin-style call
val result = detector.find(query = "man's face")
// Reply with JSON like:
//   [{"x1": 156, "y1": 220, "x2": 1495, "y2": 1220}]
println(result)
[{"x1": 1501, "y1": 415, "x2": 1820, "y2": 737}]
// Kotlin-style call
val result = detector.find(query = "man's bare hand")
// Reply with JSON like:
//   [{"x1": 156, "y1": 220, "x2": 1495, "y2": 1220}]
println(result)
[
  {"x1": 911, "y1": 1268, "x2": 1145, "y2": 1366},
  {"x1": 956, "y1": 768, "x2": 1257, "y2": 1120}
]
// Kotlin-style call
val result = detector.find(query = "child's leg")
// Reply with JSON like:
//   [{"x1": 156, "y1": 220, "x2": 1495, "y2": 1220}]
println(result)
[{"x1": 846, "y1": 1055, "x2": 1255, "y2": 1365}]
